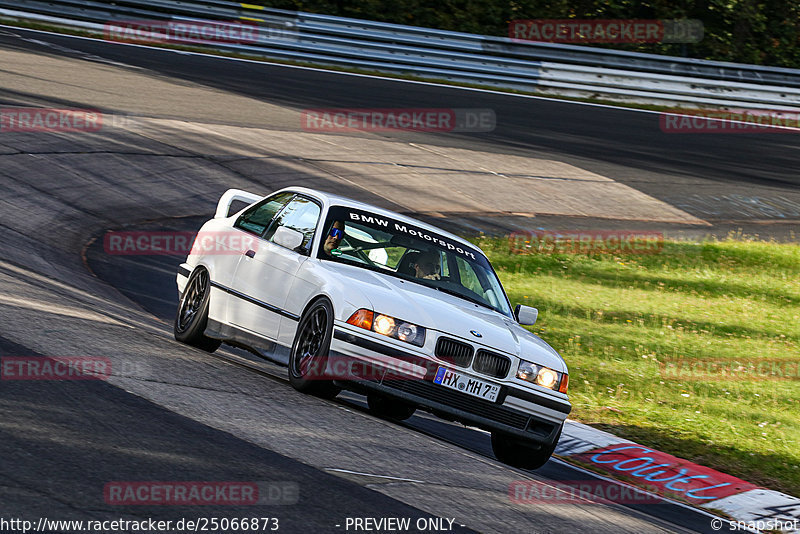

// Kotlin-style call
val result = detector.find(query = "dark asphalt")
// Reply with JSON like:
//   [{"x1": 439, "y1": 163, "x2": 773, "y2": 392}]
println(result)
[{"x1": 0, "y1": 334, "x2": 470, "y2": 533}]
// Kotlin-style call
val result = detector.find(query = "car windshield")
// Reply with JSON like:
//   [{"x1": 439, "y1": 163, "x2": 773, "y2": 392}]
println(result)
[{"x1": 317, "y1": 205, "x2": 513, "y2": 317}]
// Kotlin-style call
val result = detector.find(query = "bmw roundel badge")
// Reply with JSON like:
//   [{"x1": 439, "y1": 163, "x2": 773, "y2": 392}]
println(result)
[{"x1": 470, "y1": 330, "x2": 482, "y2": 338}]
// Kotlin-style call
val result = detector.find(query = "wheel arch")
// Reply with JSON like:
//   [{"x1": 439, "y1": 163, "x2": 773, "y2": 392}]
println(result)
[{"x1": 298, "y1": 293, "x2": 335, "y2": 321}]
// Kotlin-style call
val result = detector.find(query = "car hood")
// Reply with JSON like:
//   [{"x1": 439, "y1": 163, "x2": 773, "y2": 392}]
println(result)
[{"x1": 328, "y1": 264, "x2": 566, "y2": 372}]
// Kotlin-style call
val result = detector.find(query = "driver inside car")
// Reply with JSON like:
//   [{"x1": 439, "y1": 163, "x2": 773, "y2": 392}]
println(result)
[
  {"x1": 412, "y1": 251, "x2": 441, "y2": 280},
  {"x1": 323, "y1": 220, "x2": 345, "y2": 256}
]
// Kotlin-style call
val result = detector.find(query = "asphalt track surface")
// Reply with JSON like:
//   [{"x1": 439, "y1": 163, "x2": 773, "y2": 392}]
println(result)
[{"x1": 1, "y1": 25, "x2": 797, "y2": 534}]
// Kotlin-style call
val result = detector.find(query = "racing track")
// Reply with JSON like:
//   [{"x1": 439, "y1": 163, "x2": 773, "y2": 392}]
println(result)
[{"x1": 1, "y1": 26, "x2": 799, "y2": 534}]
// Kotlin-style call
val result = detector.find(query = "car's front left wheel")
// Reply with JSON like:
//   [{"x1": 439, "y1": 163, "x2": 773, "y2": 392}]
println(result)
[
  {"x1": 288, "y1": 298, "x2": 341, "y2": 399},
  {"x1": 174, "y1": 267, "x2": 221, "y2": 353},
  {"x1": 491, "y1": 425, "x2": 562, "y2": 470},
  {"x1": 367, "y1": 394, "x2": 416, "y2": 421}
]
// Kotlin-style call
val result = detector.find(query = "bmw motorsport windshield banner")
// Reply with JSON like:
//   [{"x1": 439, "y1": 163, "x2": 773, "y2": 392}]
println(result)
[{"x1": 328, "y1": 206, "x2": 483, "y2": 263}]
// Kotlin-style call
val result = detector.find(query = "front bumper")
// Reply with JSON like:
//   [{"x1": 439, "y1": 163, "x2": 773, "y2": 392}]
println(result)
[
  {"x1": 176, "y1": 264, "x2": 192, "y2": 299},
  {"x1": 329, "y1": 326, "x2": 570, "y2": 447}
]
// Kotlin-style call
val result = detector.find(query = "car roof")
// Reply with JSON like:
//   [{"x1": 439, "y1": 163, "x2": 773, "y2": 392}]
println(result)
[{"x1": 273, "y1": 186, "x2": 482, "y2": 254}]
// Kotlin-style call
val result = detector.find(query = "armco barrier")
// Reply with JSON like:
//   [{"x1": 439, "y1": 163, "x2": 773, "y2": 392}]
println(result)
[{"x1": 2, "y1": 0, "x2": 800, "y2": 109}]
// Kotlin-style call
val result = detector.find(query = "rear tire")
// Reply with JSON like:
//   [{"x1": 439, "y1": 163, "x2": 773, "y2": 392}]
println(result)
[
  {"x1": 491, "y1": 425, "x2": 562, "y2": 470},
  {"x1": 288, "y1": 299, "x2": 341, "y2": 399},
  {"x1": 174, "y1": 268, "x2": 221, "y2": 353},
  {"x1": 367, "y1": 394, "x2": 416, "y2": 421}
]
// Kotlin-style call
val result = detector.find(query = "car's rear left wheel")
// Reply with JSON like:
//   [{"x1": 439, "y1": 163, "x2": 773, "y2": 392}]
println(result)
[
  {"x1": 288, "y1": 298, "x2": 341, "y2": 399},
  {"x1": 174, "y1": 268, "x2": 221, "y2": 353},
  {"x1": 491, "y1": 425, "x2": 562, "y2": 470}
]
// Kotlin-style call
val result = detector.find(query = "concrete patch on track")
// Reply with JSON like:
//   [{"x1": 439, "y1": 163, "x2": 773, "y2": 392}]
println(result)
[
  {"x1": 0, "y1": 39, "x2": 704, "y2": 225},
  {"x1": 123, "y1": 116, "x2": 706, "y2": 224},
  {"x1": 0, "y1": 45, "x2": 299, "y2": 127}
]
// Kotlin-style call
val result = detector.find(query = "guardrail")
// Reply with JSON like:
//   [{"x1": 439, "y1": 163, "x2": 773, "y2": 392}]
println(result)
[{"x1": 2, "y1": 0, "x2": 800, "y2": 109}]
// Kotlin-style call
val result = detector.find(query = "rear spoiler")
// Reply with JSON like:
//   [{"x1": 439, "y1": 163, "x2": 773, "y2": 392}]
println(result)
[{"x1": 214, "y1": 189, "x2": 263, "y2": 219}]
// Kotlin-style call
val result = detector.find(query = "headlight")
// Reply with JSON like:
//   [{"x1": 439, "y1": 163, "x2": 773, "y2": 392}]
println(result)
[
  {"x1": 516, "y1": 359, "x2": 568, "y2": 393},
  {"x1": 346, "y1": 309, "x2": 426, "y2": 347},
  {"x1": 373, "y1": 314, "x2": 395, "y2": 335}
]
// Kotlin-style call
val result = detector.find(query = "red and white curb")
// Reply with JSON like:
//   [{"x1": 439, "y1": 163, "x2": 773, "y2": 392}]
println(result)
[{"x1": 556, "y1": 421, "x2": 800, "y2": 532}]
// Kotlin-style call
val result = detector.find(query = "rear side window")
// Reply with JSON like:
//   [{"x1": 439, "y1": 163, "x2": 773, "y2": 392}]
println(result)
[{"x1": 234, "y1": 192, "x2": 293, "y2": 235}]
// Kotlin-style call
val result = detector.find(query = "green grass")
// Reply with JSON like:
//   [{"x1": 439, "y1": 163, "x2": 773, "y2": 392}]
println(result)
[{"x1": 477, "y1": 235, "x2": 800, "y2": 497}]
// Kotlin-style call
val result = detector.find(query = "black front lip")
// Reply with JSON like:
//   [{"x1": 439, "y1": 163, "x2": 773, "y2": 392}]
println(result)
[
  {"x1": 333, "y1": 327, "x2": 571, "y2": 414},
  {"x1": 331, "y1": 327, "x2": 570, "y2": 444}
]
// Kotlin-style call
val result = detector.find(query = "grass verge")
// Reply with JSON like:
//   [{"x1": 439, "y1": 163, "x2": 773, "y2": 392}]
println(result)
[{"x1": 477, "y1": 235, "x2": 800, "y2": 497}]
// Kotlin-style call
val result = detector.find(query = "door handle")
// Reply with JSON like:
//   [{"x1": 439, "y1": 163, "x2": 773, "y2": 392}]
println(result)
[{"x1": 245, "y1": 249, "x2": 256, "y2": 258}]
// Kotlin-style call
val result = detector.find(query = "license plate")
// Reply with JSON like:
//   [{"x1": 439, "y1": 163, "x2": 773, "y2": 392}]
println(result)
[{"x1": 433, "y1": 366, "x2": 500, "y2": 402}]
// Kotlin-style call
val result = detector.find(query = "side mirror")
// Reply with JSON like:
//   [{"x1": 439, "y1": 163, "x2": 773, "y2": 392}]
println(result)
[
  {"x1": 515, "y1": 304, "x2": 538, "y2": 326},
  {"x1": 272, "y1": 226, "x2": 305, "y2": 252}
]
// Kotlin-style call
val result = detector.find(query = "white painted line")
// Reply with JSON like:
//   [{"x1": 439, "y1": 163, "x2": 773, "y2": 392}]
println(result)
[{"x1": 324, "y1": 468, "x2": 425, "y2": 483}]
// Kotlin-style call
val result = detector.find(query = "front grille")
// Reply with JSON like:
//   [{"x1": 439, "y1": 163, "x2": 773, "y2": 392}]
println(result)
[
  {"x1": 435, "y1": 337, "x2": 473, "y2": 368},
  {"x1": 473, "y1": 349, "x2": 511, "y2": 378},
  {"x1": 383, "y1": 379, "x2": 528, "y2": 430}
]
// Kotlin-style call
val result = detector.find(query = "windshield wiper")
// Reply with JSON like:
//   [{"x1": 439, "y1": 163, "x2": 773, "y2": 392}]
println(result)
[
  {"x1": 431, "y1": 285, "x2": 495, "y2": 312},
  {"x1": 395, "y1": 274, "x2": 496, "y2": 312}
]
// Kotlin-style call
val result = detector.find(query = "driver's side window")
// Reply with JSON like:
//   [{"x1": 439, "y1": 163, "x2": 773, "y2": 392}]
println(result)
[{"x1": 234, "y1": 192, "x2": 294, "y2": 235}]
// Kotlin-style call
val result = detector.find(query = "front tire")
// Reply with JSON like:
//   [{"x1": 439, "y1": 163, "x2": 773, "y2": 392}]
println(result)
[
  {"x1": 367, "y1": 394, "x2": 416, "y2": 421},
  {"x1": 491, "y1": 425, "x2": 562, "y2": 470},
  {"x1": 288, "y1": 298, "x2": 341, "y2": 399},
  {"x1": 174, "y1": 268, "x2": 221, "y2": 353}
]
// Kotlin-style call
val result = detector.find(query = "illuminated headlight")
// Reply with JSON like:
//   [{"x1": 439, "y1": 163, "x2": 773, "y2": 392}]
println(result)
[
  {"x1": 346, "y1": 309, "x2": 426, "y2": 347},
  {"x1": 516, "y1": 360, "x2": 568, "y2": 393},
  {"x1": 373, "y1": 314, "x2": 395, "y2": 335}
]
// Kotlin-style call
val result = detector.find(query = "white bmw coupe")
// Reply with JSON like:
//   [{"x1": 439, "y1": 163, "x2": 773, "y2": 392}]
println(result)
[{"x1": 175, "y1": 187, "x2": 571, "y2": 469}]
